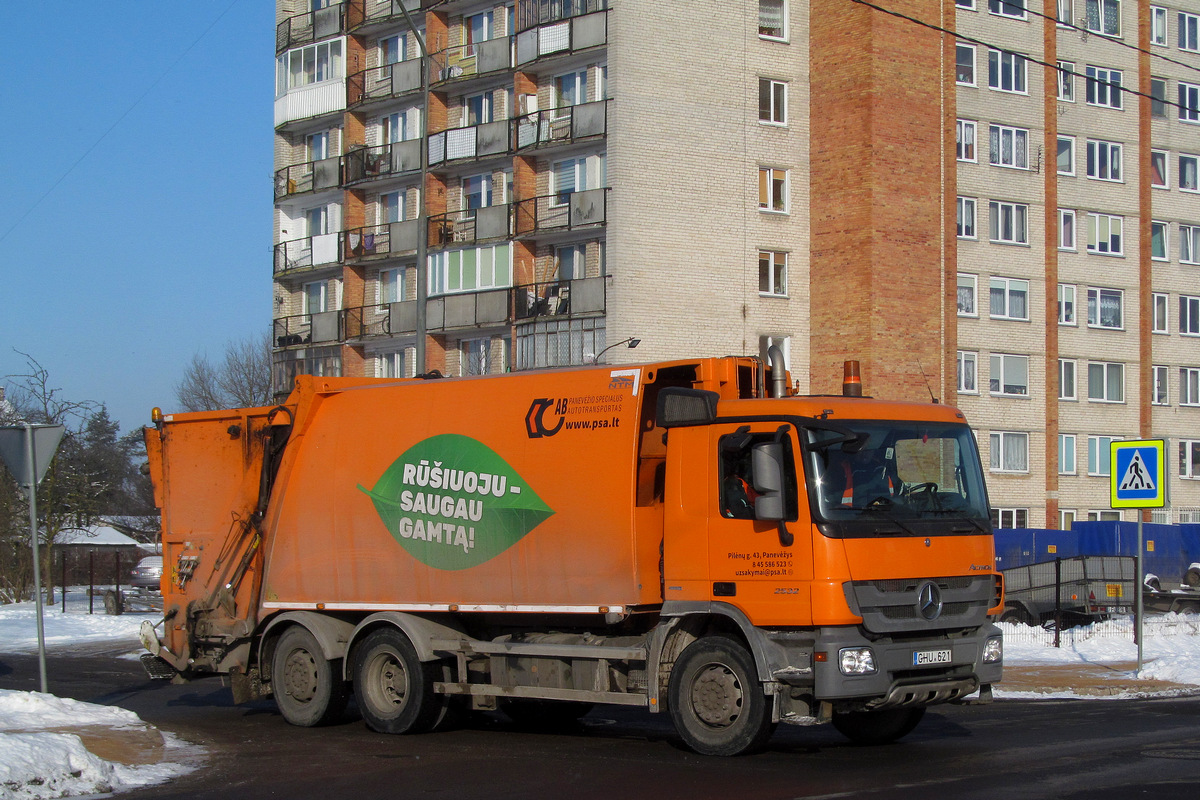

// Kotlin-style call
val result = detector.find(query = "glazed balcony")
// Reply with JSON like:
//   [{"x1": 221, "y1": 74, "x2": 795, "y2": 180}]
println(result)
[
  {"x1": 273, "y1": 311, "x2": 344, "y2": 348},
  {"x1": 277, "y1": 3, "x2": 345, "y2": 53},
  {"x1": 427, "y1": 205, "x2": 513, "y2": 248},
  {"x1": 514, "y1": 188, "x2": 608, "y2": 236},
  {"x1": 346, "y1": 0, "x2": 423, "y2": 31},
  {"x1": 428, "y1": 120, "x2": 511, "y2": 166},
  {"x1": 343, "y1": 220, "x2": 420, "y2": 260},
  {"x1": 274, "y1": 232, "x2": 346, "y2": 275},
  {"x1": 343, "y1": 141, "x2": 422, "y2": 184},
  {"x1": 430, "y1": 35, "x2": 514, "y2": 85},
  {"x1": 514, "y1": 7, "x2": 607, "y2": 67},
  {"x1": 515, "y1": 100, "x2": 607, "y2": 151},
  {"x1": 275, "y1": 157, "x2": 342, "y2": 199},
  {"x1": 347, "y1": 59, "x2": 423, "y2": 108}
]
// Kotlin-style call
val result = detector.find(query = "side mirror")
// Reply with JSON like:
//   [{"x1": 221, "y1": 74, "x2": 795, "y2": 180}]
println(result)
[{"x1": 752, "y1": 442, "x2": 786, "y2": 521}]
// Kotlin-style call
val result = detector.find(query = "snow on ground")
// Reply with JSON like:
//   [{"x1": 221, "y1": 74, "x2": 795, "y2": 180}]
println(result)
[{"x1": 3, "y1": 595, "x2": 1200, "y2": 797}]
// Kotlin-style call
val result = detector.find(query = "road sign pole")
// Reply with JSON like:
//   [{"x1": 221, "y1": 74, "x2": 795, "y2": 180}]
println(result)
[
  {"x1": 25, "y1": 424, "x2": 49, "y2": 694},
  {"x1": 1136, "y1": 514, "x2": 1143, "y2": 676}
]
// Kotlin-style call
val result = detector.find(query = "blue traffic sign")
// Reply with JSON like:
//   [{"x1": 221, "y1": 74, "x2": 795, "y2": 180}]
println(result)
[{"x1": 1110, "y1": 440, "x2": 1166, "y2": 508}]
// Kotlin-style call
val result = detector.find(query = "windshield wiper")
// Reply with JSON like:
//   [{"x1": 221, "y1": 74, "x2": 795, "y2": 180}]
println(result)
[{"x1": 859, "y1": 498, "x2": 918, "y2": 535}]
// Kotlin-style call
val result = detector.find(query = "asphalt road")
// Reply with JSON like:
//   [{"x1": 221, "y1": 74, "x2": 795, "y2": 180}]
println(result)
[{"x1": 4, "y1": 647, "x2": 1200, "y2": 800}]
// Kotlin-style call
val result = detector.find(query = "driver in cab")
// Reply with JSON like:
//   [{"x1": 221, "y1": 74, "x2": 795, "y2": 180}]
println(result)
[{"x1": 829, "y1": 445, "x2": 896, "y2": 508}]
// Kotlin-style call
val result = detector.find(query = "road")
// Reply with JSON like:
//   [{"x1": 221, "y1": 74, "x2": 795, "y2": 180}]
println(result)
[{"x1": 3, "y1": 647, "x2": 1200, "y2": 799}]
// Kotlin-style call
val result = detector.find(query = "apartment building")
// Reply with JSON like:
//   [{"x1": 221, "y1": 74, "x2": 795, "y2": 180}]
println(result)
[{"x1": 271, "y1": 0, "x2": 1199, "y2": 528}]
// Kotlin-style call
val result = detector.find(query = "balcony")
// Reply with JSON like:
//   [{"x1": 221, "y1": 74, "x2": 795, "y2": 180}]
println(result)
[
  {"x1": 515, "y1": 7, "x2": 607, "y2": 67},
  {"x1": 275, "y1": 80, "x2": 347, "y2": 128},
  {"x1": 346, "y1": 0, "x2": 423, "y2": 30},
  {"x1": 274, "y1": 311, "x2": 344, "y2": 348},
  {"x1": 515, "y1": 188, "x2": 608, "y2": 236},
  {"x1": 347, "y1": 60, "x2": 423, "y2": 108},
  {"x1": 516, "y1": 0, "x2": 607, "y2": 29},
  {"x1": 343, "y1": 288, "x2": 511, "y2": 340},
  {"x1": 343, "y1": 141, "x2": 421, "y2": 184},
  {"x1": 277, "y1": 3, "x2": 345, "y2": 53},
  {"x1": 427, "y1": 205, "x2": 513, "y2": 249},
  {"x1": 515, "y1": 100, "x2": 607, "y2": 151},
  {"x1": 430, "y1": 36, "x2": 514, "y2": 85},
  {"x1": 344, "y1": 301, "x2": 416, "y2": 339},
  {"x1": 428, "y1": 120, "x2": 512, "y2": 166},
  {"x1": 343, "y1": 221, "x2": 420, "y2": 260},
  {"x1": 515, "y1": 276, "x2": 606, "y2": 321},
  {"x1": 275, "y1": 157, "x2": 342, "y2": 199},
  {"x1": 274, "y1": 233, "x2": 345, "y2": 275},
  {"x1": 272, "y1": 343, "x2": 342, "y2": 397}
]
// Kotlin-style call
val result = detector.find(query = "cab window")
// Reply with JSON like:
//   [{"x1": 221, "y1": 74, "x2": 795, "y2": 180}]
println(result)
[{"x1": 718, "y1": 430, "x2": 798, "y2": 520}]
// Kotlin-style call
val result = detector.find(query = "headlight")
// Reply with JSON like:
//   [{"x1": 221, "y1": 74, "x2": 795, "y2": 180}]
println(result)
[
  {"x1": 838, "y1": 647, "x2": 877, "y2": 675},
  {"x1": 983, "y1": 635, "x2": 1003, "y2": 663}
]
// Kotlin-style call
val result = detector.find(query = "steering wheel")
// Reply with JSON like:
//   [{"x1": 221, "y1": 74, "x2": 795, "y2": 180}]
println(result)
[{"x1": 903, "y1": 482, "x2": 939, "y2": 497}]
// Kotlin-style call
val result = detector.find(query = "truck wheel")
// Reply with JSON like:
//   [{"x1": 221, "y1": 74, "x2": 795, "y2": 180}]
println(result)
[
  {"x1": 667, "y1": 636, "x2": 775, "y2": 756},
  {"x1": 353, "y1": 628, "x2": 445, "y2": 735},
  {"x1": 272, "y1": 626, "x2": 348, "y2": 727},
  {"x1": 832, "y1": 707, "x2": 925, "y2": 745}
]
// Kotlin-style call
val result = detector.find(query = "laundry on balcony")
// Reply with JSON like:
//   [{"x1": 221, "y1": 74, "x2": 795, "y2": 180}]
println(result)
[{"x1": 349, "y1": 232, "x2": 362, "y2": 254}]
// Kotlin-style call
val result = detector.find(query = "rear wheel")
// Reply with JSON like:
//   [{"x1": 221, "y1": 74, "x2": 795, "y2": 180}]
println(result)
[
  {"x1": 272, "y1": 626, "x2": 348, "y2": 727},
  {"x1": 668, "y1": 636, "x2": 775, "y2": 756},
  {"x1": 353, "y1": 628, "x2": 446, "y2": 735},
  {"x1": 832, "y1": 707, "x2": 925, "y2": 745}
]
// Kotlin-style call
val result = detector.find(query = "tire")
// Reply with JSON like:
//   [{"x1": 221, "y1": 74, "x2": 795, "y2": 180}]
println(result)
[
  {"x1": 1186, "y1": 567, "x2": 1200, "y2": 588},
  {"x1": 832, "y1": 707, "x2": 925, "y2": 745},
  {"x1": 272, "y1": 626, "x2": 348, "y2": 727},
  {"x1": 353, "y1": 627, "x2": 446, "y2": 735},
  {"x1": 103, "y1": 590, "x2": 123, "y2": 616},
  {"x1": 668, "y1": 636, "x2": 775, "y2": 756},
  {"x1": 999, "y1": 606, "x2": 1031, "y2": 625},
  {"x1": 501, "y1": 699, "x2": 594, "y2": 728}
]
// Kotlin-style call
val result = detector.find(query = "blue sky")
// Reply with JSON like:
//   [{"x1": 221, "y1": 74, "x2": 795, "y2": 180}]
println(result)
[{"x1": 0, "y1": 0, "x2": 272, "y2": 435}]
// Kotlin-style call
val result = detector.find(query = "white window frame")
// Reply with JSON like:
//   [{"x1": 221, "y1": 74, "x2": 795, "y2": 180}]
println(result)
[
  {"x1": 1057, "y1": 61, "x2": 1075, "y2": 101},
  {"x1": 380, "y1": 190, "x2": 404, "y2": 224},
  {"x1": 553, "y1": 70, "x2": 587, "y2": 112},
  {"x1": 1180, "y1": 154, "x2": 1199, "y2": 192},
  {"x1": 990, "y1": 431, "x2": 1030, "y2": 473},
  {"x1": 1060, "y1": 358, "x2": 1077, "y2": 400},
  {"x1": 957, "y1": 197, "x2": 977, "y2": 239},
  {"x1": 758, "y1": 0, "x2": 788, "y2": 41},
  {"x1": 956, "y1": 43, "x2": 976, "y2": 86},
  {"x1": 988, "y1": 49, "x2": 1027, "y2": 94},
  {"x1": 1182, "y1": 225, "x2": 1200, "y2": 265},
  {"x1": 1060, "y1": 433, "x2": 1077, "y2": 474},
  {"x1": 758, "y1": 167, "x2": 789, "y2": 213},
  {"x1": 551, "y1": 158, "x2": 584, "y2": 208},
  {"x1": 428, "y1": 243, "x2": 513, "y2": 296},
  {"x1": 1088, "y1": 510, "x2": 1123, "y2": 522},
  {"x1": 1087, "y1": 213, "x2": 1123, "y2": 255},
  {"x1": 1086, "y1": 139, "x2": 1122, "y2": 182},
  {"x1": 376, "y1": 348, "x2": 410, "y2": 379},
  {"x1": 758, "y1": 78, "x2": 788, "y2": 125},
  {"x1": 1152, "y1": 221, "x2": 1169, "y2": 261},
  {"x1": 1057, "y1": 136, "x2": 1075, "y2": 175},
  {"x1": 957, "y1": 273, "x2": 978, "y2": 317},
  {"x1": 1059, "y1": 209, "x2": 1076, "y2": 251},
  {"x1": 377, "y1": 267, "x2": 405, "y2": 309},
  {"x1": 759, "y1": 250, "x2": 788, "y2": 296},
  {"x1": 1151, "y1": 6, "x2": 1168, "y2": 46},
  {"x1": 1181, "y1": 441, "x2": 1200, "y2": 479},
  {"x1": 1153, "y1": 365, "x2": 1170, "y2": 405},
  {"x1": 1057, "y1": 0, "x2": 1072, "y2": 25},
  {"x1": 1061, "y1": 509, "x2": 1077, "y2": 529},
  {"x1": 554, "y1": 243, "x2": 586, "y2": 281},
  {"x1": 1152, "y1": 77, "x2": 1169, "y2": 117},
  {"x1": 1086, "y1": 65, "x2": 1123, "y2": 109},
  {"x1": 1088, "y1": 435, "x2": 1120, "y2": 476},
  {"x1": 990, "y1": 277, "x2": 1029, "y2": 320},
  {"x1": 988, "y1": 0, "x2": 1026, "y2": 19},
  {"x1": 957, "y1": 119, "x2": 977, "y2": 162},
  {"x1": 380, "y1": 32, "x2": 409, "y2": 65},
  {"x1": 1180, "y1": 82, "x2": 1200, "y2": 123},
  {"x1": 1086, "y1": 287, "x2": 1124, "y2": 330},
  {"x1": 958, "y1": 351, "x2": 978, "y2": 393},
  {"x1": 991, "y1": 509, "x2": 1029, "y2": 529},
  {"x1": 461, "y1": 172, "x2": 494, "y2": 217},
  {"x1": 1087, "y1": 362, "x2": 1125, "y2": 403},
  {"x1": 1085, "y1": 0, "x2": 1121, "y2": 36},
  {"x1": 990, "y1": 201, "x2": 1029, "y2": 245},
  {"x1": 1151, "y1": 150, "x2": 1168, "y2": 189},
  {"x1": 990, "y1": 353, "x2": 1029, "y2": 397},
  {"x1": 1059, "y1": 283, "x2": 1077, "y2": 325},
  {"x1": 302, "y1": 280, "x2": 329, "y2": 315},
  {"x1": 1184, "y1": 369, "x2": 1200, "y2": 406},
  {"x1": 957, "y1": 0, "x2": 977, "y2": 9},
  {"x1": 1153, "y1": 292, "x2": 1169, "y2": 333},
  {"x1": 1181, "y1": 294, "x2": 1200, "y2": 335},
  {"x1": 1180, "y1": 11, "x2": 1200, "y2": 52}
]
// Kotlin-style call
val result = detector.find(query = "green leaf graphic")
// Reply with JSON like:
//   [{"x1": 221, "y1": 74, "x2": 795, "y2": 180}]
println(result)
[{"x1": 359, "y1": 434, "x2": 554, "y2": 570}]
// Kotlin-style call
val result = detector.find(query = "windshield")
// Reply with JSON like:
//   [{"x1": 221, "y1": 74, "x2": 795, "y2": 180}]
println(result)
[{"x1": 804, "y1": 420, "x2": 990, "y2": 531}]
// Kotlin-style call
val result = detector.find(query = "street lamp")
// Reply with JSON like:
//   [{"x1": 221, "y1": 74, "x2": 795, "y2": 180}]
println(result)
[{"x1": 588, "y1": 336, "x2": 641, "y2": 364}]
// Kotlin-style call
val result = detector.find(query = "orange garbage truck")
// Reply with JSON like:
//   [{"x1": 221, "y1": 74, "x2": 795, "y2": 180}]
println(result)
[{"x1": 139, "y1": 354, "x2": 1002, "y2": 756}]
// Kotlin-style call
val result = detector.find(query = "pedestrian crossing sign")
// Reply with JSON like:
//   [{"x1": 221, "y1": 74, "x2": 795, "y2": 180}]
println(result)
[{"x1": 1110, "y1": 440, "x2": 1166, "y2": 508}]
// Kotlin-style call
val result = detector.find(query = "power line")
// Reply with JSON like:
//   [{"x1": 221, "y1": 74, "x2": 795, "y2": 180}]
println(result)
[{"x1": 0, "y1": 0, "x2": 243, "y2": 246}]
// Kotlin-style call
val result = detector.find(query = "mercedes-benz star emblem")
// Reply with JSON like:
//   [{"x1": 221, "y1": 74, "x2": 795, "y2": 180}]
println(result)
[{"x1": 917, "y1": 581, "x2": 943, "y2": 621}]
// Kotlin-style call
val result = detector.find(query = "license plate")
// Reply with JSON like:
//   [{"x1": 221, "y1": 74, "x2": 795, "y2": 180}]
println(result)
[{"x1": 913, "y1": 649, "x2": 952, "y2": 666}]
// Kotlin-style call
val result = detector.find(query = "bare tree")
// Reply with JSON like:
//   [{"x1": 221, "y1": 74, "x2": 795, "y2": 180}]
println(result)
[{"x1": 175, "y1": 332, "x2": 273, "y2": 412}]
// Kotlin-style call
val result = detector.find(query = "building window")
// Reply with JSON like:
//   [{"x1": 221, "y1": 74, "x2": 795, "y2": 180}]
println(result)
[
  {"x1": 461, "y1": 173, "x2": 493, "y2": 217},
  {"x1": 1152, "y1": 6, "x2": 1168, "y2": 45},
  {"x1": 1152, "y1": 221, "x2": 1168, "y2": 261},
  {"x1": 1087, "y1": 362, "x2": 1124, "y2": 403},
  {"x1": 1086, "y1": 140, "x2": 1122, "y2": 181},
  {"x1": 276, "y1": 39, "x2": 345, "y2": 97},
  {"x1": 378, "y1": 267, "x2": 404, "y2": 308},
  {"x1": 554, "y1": 71, "x2": 587, "y2": 112},
  {"x1": 1182, "y1": 225, "x2": 1200, "y2": 264},
  {"x1": 988, "y1": 0, "x2": 1026, "y2": 18},
  {"x1": 1151, "y1": 150, "x2": 1168, "y2": 188},
  {"x1": 1085, "y1": 0, "x2": 1120, "y2": 36},
  {"x1": 759, "y1": 167, "x2": 788, "y2": 212},
  {"x1": 759, "y1": 250, "x2": 787, "y2": 296},
  {"x1": 957, "y1": 120, "x2": 977, "y2": 161},
  {"x1": 1059, "y1": 209, "x2": 1076, "y2": 250},
  {"x1": 306, "y1": 130, "x2": 330, "y2": 162},
  {"x1": 1058, "y1": 61, "x2": 1075, "y2": 101},
  {"x1": 1088, "y1": 435, "x2": 1120, "y2": 476},
  {"x1": 1182, "y1": 368, "x2": 1200, "y2": 405},
  {"x1": 1181, "y1": 442, "x2": 1200, "y2": 478},
  {"x1": 1181, "y1": 295, "x2": 1200, "y2": 334},
  {"x1": 1059, "y1": 283, "x2": 1076, "y2": 324},
  {"x1": 758, "y1": 78, "x2": 787, "y2": 125},
  {"x1": 553, "y1": 243, "x2": 585, "y2": 280},
  {"x1": 461, "y1": 337, "x2": 492, "y2": 376},
  {"x1": 550, "y1": 155, "x2": 603, "y2": 207},
  {"x1": 990, "y1": 202, "x2": 1029, "y2": 244},
  {"x1": 381, "y1": 33, "x2": 409, "y2": 65},
  {"x1": 957, "y1": 273, "x2": 978, "y2": 316},
  {"x1": 1152, "y1": 78, "x2": 1168, "y2": 117},
  {"x1": 957, "y1": 197, "x2": 977, "y2": 238},
  {"x1": 1060, "y1": 433, "x2": 1077, "y2": 474},
  {"x1": 380, "y1": 190, "x2": 405, "y2": 224},
  {"x1": 1180, "y1": 154, "x2": 1199, "y2": 191},
  {"x1": 377, "y1": 348, "x2": 409, "y2": 378},
  {"x1": 1087, "y1": 287, "x2": 1123, "y2": 329},
  {"x1": 1180, "y1": 11, "x2": 1200, "y2": 51},
  {"x1": 990, "y1": 353, "x2": 1029, "y2": 396},
  {"x1": 958, "y1": 0, "x2": 976, "y2": 9},
  {"x1": 1087, "y1": 213, "x2": 1123, "y2": 255},
  {"x1": 1061, "y1": 509, "x2": 1077, "y2": 529},
  {"x1": 1088, "y1": 510, "x2": 1122, "y2": 521},
  {"x1": 383, "y1": 108, "x2": 420, "y2": 143},
  {"x1": 1178, "y1": 82, "x2": 1200, "y2": 122},
  {"x1": 1086, "y1": 66, "x2": 1122, "y2": 109},
  {"x1": 991, "y1": 509, "x2": 1029, "y2": 529},
  {"x1": 988, "y1": 49, "x2": 1027, "y2": 93},
  {"x1": 759, "y1": 0, "x2": 787, "y2": 39},
  {"x1": 1057, "y1": 136, "x2": 1075, "y2": 174},
  {"x1": 1153, "y1": 292, "x2": 1169, "y2": 333},
  {"x1": 1060, "y1": 358, "x2": 1077, "y2": 400},
  {"x1": 958, "y1": 351, "x2": 978, "y2": 393},
  {"x1": 1057, "y1": 0, "x2": 1072, "y2": 25},
  {"x1": 465, "y1": 92, "x2": 495, "y2": 126},
  {"x1": 990, "y1": 431, "x2": 1029, "y2": 472},
  {"x1": 956, "y1": 44, "x2": 976, "y2": 85},
  {"x1": 990, "y1": 277, "x2": 1029, "y2": 320},
  {"x1": 1153, "y1": 365, "x2": 1169, "y2": 405},
  {"x1": 428, "y1": 243, "x2": 513, "y2": 295}
]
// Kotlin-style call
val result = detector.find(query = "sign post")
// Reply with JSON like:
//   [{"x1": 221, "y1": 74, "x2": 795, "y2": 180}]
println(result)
[
  {"x1": 1110, "y1": 439, "x2": 1167, "y2": 676},
  {"x1": 0, "y1": 423, "x2": 67, "y2": 694}
]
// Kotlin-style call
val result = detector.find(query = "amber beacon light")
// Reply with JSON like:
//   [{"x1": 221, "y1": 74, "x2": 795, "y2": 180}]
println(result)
[{"x1": 842, "y1": 361, "x2": 863, "y2": 397}]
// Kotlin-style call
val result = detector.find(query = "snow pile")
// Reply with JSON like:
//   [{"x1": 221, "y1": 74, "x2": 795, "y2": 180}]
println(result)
[{"x1": 0, "y1": 594, "x2": 156, "y2": 654}]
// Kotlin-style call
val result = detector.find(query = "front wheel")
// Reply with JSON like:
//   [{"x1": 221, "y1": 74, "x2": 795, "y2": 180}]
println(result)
[
  {"x1": 832, "y1": 707, "x2": 925, "y2": 745},
  {"x1": 272, "y1": 625, "x2": 348, "y2": 727},
  {"x1": 668, "y1": 636, "x2": 775, "y2": 756}
]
